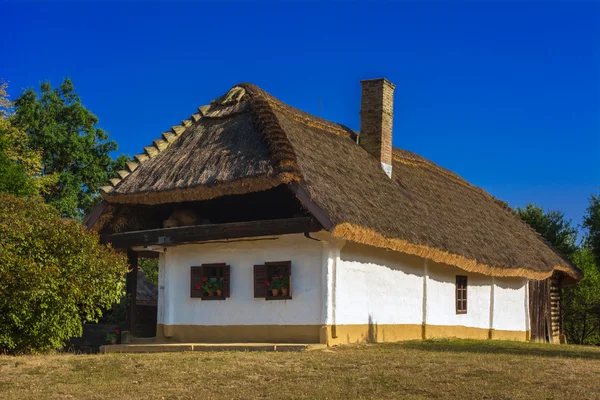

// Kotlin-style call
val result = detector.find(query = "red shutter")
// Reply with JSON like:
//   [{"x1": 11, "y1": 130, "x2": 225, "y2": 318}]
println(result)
[
  {"x1": 191, "y1": 266, "x2": 203, "y2": 298},
  {"x1": 223, "y1": 264, "x2": 231, "y2": 298},
  {"x1": 254, "y1": 264, "x2": 267, "y2": 298}
]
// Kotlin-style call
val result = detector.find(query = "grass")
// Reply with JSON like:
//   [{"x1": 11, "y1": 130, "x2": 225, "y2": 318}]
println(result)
[{"x1": 1, "y1": 339, "x2": 600, "y2": 399}]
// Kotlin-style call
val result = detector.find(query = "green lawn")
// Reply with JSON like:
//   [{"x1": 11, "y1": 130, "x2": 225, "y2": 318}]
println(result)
[{"x1": 1, "y1": 339, "x2": 600, "y2": 399}]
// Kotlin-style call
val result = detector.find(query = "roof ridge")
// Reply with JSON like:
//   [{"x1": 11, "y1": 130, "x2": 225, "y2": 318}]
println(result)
[
  {"x1": 241, "y1": 83, "x2": 355, "y2": 139},
  {"x1": 240, "y1": 84, "x2": 303, "y2": 181}
]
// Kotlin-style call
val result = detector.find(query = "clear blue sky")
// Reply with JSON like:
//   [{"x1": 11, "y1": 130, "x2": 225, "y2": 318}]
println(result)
[{"x1": 2, "y1": 1, "x2": 599, "y2": 231}]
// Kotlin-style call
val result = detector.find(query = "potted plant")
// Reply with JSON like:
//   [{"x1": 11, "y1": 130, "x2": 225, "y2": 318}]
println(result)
[
  {"x1": 201, "y1": 277, "x2": 214, "y2": 296},
  {"x1": 280, "y1": 275, "x2": 290, "y2": 297},
  {"x1": 105, "y1": 329, "x2": 119, "y2": 345},
  {"x1": 265, "y1": 275, "x2": 289, "y2": 297},
  {"x1": 215, "y1": 277, "x2": 224, "y2": 296},
  {"x1": 265, "y1": 279, "x2": 278, "y2": 296},
  {"x1": 201, "y1": 277, "x2": 222, "y2": 297}
]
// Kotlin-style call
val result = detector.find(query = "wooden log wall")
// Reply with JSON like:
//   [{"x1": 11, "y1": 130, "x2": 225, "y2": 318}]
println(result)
[
  {"x1": 549, "y1": 275, "x2": 562, "y2": 344},
  {"x1": 528, "y1": 273, "x2": 563, "y2": 344}
]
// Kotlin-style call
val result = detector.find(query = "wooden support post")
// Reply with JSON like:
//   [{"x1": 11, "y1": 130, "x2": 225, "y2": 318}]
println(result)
[{"x1": 126, "y1": 249, "x2": 138, "y2": 335}]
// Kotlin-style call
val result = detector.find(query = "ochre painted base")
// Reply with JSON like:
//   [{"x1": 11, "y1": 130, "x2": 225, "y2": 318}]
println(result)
[
  {"x1": 157, "y1": 323, "x2": 529, "y2": 345},
  {"x1": 156, "y1": 324, "x2": 321, "y2": 344}
]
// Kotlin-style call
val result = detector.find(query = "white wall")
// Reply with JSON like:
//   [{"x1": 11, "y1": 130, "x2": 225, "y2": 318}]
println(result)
[
  {"x1": 157, "y1": 231, "x2": 529, "y2": 335},
  {"x1": 493, "y1": 277, "x2": 528, "y2": 332},
  {"x1": 426, "y1": 261, "x2": 491, "y2": 330},
  {"x1": 160, "y1": 234, "x2": 323, "y2": 326},
  {"x1": 335, "y1": 241, "x2": 529, "y2": 333},
  {"x1": 336, "y1": 242, "x2": 424, "y2": 326}
]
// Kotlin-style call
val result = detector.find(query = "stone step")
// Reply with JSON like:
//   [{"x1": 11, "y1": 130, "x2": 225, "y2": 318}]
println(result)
[{"x1": 100, "y1": 343, "x2": 325, "y2": 353}]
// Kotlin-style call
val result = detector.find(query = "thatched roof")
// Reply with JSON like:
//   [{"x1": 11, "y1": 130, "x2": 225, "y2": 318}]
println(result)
[{"x1": 101, "y1": 84, "x2": 581, "y2": 281}]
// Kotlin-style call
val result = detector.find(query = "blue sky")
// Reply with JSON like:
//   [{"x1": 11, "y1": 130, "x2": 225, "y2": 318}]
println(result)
[{"x1": 2, "y1": 1, "x2": 599, "y2": 231}]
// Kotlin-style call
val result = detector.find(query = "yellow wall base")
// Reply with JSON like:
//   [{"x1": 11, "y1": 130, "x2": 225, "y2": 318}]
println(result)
[
  {"x1": 156, "y1": 324, "x2": 321, "y2": 344},
  {"x1": 157, "y1": 323, "x2": 528, "y2": 345}
]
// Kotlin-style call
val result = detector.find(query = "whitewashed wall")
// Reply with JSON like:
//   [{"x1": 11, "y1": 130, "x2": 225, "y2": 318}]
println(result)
[
  {"x1": 493, "y1": 277, "x2": 529, "y2": 332},
  {"x1": 156, "y1": 231, "x2": 529, "y2": 337},
  {"x1": 335, "y1": 241, "x2": 529, "y2": 334},
  {"x1": 158, "y1": 234, "x2": 323, "y2": 326},
  {"x1": 335, "y1": 242, "x2": 424, "y2": 326},
  {"x1": 426, "y1": 262, "x2": 491, "y2": 330}
]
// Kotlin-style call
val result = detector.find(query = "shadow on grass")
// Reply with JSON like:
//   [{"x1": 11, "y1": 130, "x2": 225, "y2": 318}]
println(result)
[{"x1": 400, "y1": 339, "x2": 600, "y2": 360}]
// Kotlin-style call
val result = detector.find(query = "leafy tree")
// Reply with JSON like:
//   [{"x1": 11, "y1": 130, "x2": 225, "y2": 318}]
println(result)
[
  {"x1": 10, "y1": 78, "x2": 128, "y2": 218},
  {"x1": 0, "y1": 80, "x2": 41, "y2": 196},
  {"x1": 584, "y1": 192, "x2": 600, "y2": 267},
  {"x1": 0, "y1": 80, "x2": 12, "y2": 118},
  {"x1": 0, "y1": 194, "x2": 129, "y2": 353},
  {"x1": 0, "y1": 138, "x2": 36, "y2": 197},
  {"x1": 562, "y1": 247, "x2": 600, "y2": 345},
  {"x1": 515, "y1": 203, "x2": 578, "y2": 257},
  {"x1": 139, "y1": 257, "x2": 159, "y2": 286}
]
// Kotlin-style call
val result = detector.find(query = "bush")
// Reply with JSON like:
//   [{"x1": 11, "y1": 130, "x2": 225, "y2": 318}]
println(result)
[{"x1": 0, "y1": 194, "x2": 129, "y2": 353}]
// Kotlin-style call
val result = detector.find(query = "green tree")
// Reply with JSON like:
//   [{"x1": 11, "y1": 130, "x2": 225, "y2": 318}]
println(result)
[
  {"x1": 584, "y1": 192, "x2": 600, "y2": 267},
  {"x1": 515, "y1": 203, "x2": 578, "y2": 257},
  {"x1": 0, "y1": 193, "x2": 129, "y2": 353},
  {"x1": 139, "y1": 257, "x2": 159, "y2": 286},
  {"x1": 562, "y1": 247, "x2": 600, "y2": 345},
  {"x1": 10, "y1": 78, "x2": 128, "y2": 218},
  {"x1": 0, "y1": 80, "x2": 40, "y2": 196}
]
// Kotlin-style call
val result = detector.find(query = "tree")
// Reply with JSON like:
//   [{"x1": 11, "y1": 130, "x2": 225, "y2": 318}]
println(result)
[
  {"x1": 562, "y1": 247, "x2": 600, "y2": 345},
  {"x1": 584, "y1": 192, "x2": 600, "y2": 268},
  {"x1": 139, "y1": 257, "x2": 159, "y2": 286},
  {"x1": 0, "y1": 138, "x2": 36, "y2": 197},
  {"x1": 0, "y1": 81, "x2": 40, "y2": 196},
  {"x1": 10, "y1": 78, "x2": 128, "y2": 218},
  {"x1": 515, "y1": 203, "x2": 578, "y2": 257},
  {"x1": 0, "y1": 194, "x2": 129, "y2": 353}
]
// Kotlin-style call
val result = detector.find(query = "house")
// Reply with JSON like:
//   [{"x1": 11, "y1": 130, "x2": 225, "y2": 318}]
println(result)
[{"x1": 87, "y1": 79, "x2": 582, "y2": 346}]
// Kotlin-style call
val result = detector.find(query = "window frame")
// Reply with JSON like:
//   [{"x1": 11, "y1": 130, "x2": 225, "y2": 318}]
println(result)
[
  {"x1": 190, "y1": 263, "x2": 230, "y2": 300},
  {"x1": 456, "y1": 275, "x2": 468, "y2": 314},
  {"x1": 254, "y1": 261, "x2": 292, "y2": 301}
]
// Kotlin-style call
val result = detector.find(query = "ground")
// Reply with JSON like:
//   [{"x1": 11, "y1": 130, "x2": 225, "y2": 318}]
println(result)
[{"x1": 1, "y1": 339, "x2": 600, "y2": 399}]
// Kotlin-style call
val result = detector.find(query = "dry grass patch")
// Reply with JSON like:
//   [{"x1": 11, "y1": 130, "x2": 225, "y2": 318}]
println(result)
[{"x1": 1, "y1": 339, "x2": 600, "y2": 399}]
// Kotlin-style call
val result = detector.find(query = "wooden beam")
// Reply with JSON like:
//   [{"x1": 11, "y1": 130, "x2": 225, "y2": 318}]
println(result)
[
  {"x1": 126, "y1": 249, "x2": 138, "y2": 335},
  {"x1": 101, "y1": 217, "x2": 322, "y2": 249},
  {"x1": 289, "y1": 183, "x2": 334, "y2": 231},
  {"x1": 84, "y1": 201, "x2": 108, "y2": 230}
]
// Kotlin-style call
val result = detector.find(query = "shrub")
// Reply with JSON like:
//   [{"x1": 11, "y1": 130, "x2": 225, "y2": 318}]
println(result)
[{"x1": 0, "y1": 194, "x2": 129, "y2": 353}]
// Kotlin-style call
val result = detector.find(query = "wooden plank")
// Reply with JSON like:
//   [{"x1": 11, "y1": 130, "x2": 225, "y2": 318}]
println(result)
[
  {"x1": 290, "y1": 183, "x2": 334, "y2": 231},
  {"x1": 101, "y1": 217, "x2": 322, "y2": 248},
  {"x1": 84, "y1": 201, "x2": 108, "y2": 230},
  {"x1": 126, "y1": 249, "x2": 138, "y2": 335}
]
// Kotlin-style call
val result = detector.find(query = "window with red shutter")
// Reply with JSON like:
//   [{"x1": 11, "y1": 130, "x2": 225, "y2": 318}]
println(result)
[{"x1": 190, "y1": 263, "x2": 230, "y2": 300}]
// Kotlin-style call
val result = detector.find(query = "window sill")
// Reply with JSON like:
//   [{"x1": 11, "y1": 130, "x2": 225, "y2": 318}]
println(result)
[
  {"x1": 265, "y1": 296, "x2": 292, "y2": 301},
  {"x1": 201, "y1": 296, "x2": 227, "y2": 301}
]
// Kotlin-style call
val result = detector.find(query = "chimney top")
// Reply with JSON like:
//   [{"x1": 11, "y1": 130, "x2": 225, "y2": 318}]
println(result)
[{"x1": 360, "y1": 78, "x2": 396, "y2": 90}]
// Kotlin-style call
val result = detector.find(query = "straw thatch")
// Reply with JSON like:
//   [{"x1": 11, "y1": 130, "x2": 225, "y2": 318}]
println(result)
[{"x1": 101, "y1": 83, "x2": 581, "y2": 281}]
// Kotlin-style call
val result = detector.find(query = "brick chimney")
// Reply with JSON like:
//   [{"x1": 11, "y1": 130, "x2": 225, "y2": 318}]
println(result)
[{"x1": 359, "y1": 78, "x2": 395, "y2": 178}]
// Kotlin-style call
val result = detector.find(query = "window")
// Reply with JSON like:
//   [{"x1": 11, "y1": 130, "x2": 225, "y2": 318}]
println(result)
[
  {"x1": 254, "y1": 261, "x2": 292, "y2": 300},
  {"x1": 456, "y1": 275, "x2": 467, "y2": 314},
  {"x1": 190, "y1": 263, "x2": 230, "y2": 300}
]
